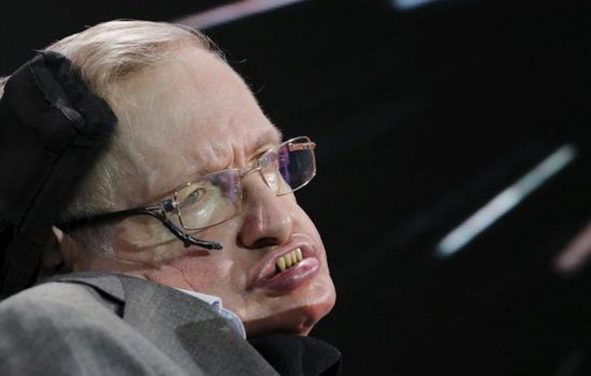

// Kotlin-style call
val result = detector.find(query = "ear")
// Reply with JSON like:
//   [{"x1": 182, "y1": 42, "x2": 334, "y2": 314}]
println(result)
[{"x1": 37, "y1": 226, "x2": 81, "y2": 279}]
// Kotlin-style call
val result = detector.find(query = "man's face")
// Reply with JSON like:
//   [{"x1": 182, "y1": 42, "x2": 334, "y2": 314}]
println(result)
[{"x1": 90, "y1": 45, "x2": 336, "y2": 337}]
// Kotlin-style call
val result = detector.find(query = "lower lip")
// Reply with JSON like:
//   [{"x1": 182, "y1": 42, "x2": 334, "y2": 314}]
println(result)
[{"x1": 252, "y1": 257, "x2": 321, "y2": 295}]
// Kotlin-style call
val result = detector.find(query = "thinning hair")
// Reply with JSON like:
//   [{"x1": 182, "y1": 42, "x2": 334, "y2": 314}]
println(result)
[{"x1": 0, "y1": 20, "x2": 218, "y2": 255}]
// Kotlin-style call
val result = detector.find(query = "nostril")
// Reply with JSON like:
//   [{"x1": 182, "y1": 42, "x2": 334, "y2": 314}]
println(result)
[{"x1": 250, "y1": 237, "x2": 279, "y2": 249}]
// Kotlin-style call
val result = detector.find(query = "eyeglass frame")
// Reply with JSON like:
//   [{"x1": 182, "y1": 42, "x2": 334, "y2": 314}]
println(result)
[{"x1": 57, "y1": 136, "x2": 317, "y2": 251}]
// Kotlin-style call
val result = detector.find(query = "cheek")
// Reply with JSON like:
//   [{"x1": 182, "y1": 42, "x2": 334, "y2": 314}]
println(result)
[
  {"x1": 171, "y1": 255, "x2": 238, "y2": 292},
  {"x1": 205, "y1": 219, "x2": 242, "y2": 244},
  {"x1": 116, "y1": 217, "x2": 177, "y2": 248}
]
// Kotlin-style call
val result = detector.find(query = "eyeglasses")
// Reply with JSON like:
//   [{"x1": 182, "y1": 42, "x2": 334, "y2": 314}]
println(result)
[{"x1": 58, "y1": 136, "x2": 317, "y2": 250}]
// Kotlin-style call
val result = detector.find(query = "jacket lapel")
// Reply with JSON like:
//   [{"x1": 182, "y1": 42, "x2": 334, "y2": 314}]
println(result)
[{"x1": 48, "y1": 272, "x2": 279, "y2": 376}]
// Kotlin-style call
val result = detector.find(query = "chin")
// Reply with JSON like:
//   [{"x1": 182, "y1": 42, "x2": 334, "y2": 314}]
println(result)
[{"x1": 245, "y1": 279, "x2": 337, "y2": 338}]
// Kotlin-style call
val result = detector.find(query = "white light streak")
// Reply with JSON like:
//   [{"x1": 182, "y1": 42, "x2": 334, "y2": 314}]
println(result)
[
  {"x1": 436, "y1": 144, "x2": 577, "y2": 257},
  {"x1": 175, "y1": 0, "x2": 311, "y2": 29},
  {"x1": 392, "y1": 0, "x2": 439, "y2": 11}
]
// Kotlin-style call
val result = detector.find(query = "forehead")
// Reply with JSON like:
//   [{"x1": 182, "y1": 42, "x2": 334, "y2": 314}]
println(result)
[{"x1": 112, "y1": 45, "x2": 282, "y2": 195}]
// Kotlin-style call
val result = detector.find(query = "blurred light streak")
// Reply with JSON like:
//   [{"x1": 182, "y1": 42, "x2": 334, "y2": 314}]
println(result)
[
  {"x1": 392, "y1": 0, "x2": 439, "y2": 11},
  {"x1": 437, "y1": 144, "x2": 577, "y2": 257},
  {"x1": 174, "y1": 0, "x2": 311, "y2": 29}
]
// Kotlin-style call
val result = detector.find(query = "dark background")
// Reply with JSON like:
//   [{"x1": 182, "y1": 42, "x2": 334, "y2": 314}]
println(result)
[{"x1": 3, "y1": 0, "x2": 591, "y2": 375}]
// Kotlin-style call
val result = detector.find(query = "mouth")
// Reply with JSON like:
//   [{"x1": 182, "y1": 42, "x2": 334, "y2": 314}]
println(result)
[
  {"x1": 249, "y1": 242, "x2": 321, "y2": 295},
  {"x1": 275, "y1": 248, "x2": 304, "y2": 274}
]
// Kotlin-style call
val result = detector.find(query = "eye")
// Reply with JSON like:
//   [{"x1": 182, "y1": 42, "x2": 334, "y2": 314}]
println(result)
[{"x1": 179, "y1": 186, "x2": 206, "y2": 209}]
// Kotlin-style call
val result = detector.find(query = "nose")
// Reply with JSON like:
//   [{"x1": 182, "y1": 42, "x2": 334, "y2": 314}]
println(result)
[{"x1": 238, "y1": 172, "x2": 294, "y2": 249}]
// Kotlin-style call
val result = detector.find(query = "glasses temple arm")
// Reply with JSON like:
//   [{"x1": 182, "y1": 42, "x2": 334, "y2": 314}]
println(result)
[
  {"x1": 151, "y1": 211, "x2": 223, "y2": 250},
  {"x1": 57, "y1": 207, "x2": 223, "y2": 251}
]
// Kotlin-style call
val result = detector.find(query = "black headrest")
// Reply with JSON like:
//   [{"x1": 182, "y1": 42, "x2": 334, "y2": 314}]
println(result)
[{"x1": 0, "y1": 50, "x2": 117, "y2": 298}]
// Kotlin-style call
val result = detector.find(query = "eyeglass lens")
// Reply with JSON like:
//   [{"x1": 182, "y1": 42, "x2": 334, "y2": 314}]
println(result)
[{"x1": 174, "y1": 136, "x2": 316, "y2": 230}]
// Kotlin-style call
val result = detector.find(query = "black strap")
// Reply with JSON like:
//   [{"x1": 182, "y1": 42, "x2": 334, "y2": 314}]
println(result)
[{"x1": 0, "y1": 50, "x2": 117, "y2": 298}]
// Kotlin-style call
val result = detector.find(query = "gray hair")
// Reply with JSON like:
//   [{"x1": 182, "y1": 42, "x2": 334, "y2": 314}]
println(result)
[{"x1": 1, "y1": 20, "x2": 218, "y2": 255}]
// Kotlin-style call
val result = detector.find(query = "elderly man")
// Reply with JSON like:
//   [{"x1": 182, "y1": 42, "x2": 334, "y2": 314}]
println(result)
[{"x1": 0, "y1": 20, "x2": 338, "y2": 375}]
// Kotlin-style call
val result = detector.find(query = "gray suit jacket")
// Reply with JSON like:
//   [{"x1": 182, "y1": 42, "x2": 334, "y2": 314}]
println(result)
[{"x1": 0, "y1": 272, "x2": 279, "y2": 375}]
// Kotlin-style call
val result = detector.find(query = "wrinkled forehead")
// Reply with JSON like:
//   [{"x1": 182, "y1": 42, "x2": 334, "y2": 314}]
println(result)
[
  {"x1": 109, "y1": 46, "x2": 239, "y2": 133},
  {"x1": 108, "y1": 46, "x2": 281, "y2": 197}
]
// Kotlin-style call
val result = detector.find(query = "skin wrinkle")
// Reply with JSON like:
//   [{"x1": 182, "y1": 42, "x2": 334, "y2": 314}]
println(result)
[
  {"x1": 180, "y1": 107, "x2": 281, "y2": 184},
  {"x1": 64, "y1": 45, "x2": 336, "y2": 337},
  {"x1": 236, "y1": 128, "x2": 283, "y2": 170}
]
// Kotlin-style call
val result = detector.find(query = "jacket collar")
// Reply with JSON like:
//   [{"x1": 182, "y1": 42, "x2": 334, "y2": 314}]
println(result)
[{"x1": 46, "y1": 272, "x2": 279, "y2": 376}]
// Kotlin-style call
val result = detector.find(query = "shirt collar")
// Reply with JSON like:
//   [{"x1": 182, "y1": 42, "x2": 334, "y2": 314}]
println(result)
[{"x1": 176, "y1": 288, "x2": 246, "y2": 339}]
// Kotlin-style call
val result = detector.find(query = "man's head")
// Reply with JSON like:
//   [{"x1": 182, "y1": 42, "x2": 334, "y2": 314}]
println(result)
[{"x1": 29, "y1": 20, "x2": 336, "y2": 337}]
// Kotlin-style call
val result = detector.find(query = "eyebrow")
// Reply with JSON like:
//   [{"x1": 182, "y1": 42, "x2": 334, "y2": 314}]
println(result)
[
  {"x1": 153, "y1": 127, "x2": 284, "y2": 202},
  {"x1": 254, "y1": 128, "x2": 283, "y2": 151},
  {"x1": 183, "y1": 128, "x2": 283, "y2": 182}
]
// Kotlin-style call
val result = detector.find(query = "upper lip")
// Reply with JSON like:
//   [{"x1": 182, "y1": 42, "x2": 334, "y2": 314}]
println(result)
[{"x1": 248, "y1": 234, "x2": 317, "y2": 288}]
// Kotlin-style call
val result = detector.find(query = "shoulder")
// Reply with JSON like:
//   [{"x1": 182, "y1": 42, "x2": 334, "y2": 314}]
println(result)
[
  {"x1": 0, "y1": 281, "x2": 185, "y2": 376},
  {"x1": 0, "y1": 281, "x2": 114, "y2": 328},
  {"x1": 0, "y1": 282, "x2": 115, "y2": 365}
]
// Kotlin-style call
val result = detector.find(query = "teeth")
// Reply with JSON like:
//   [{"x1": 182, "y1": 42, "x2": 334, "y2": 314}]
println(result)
[
  {"x1": 277, "y1": 257, "x2": 286, "y2": 272},
  {"x1": 275, "y1": 248, "x2": 304, "y2": 273},
  {"x1": 285, "y1": 254, "x2": 293, "y2": 268},
  {"x1": 295, "y1": 248, "x2": 303, "y2": 262}
]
